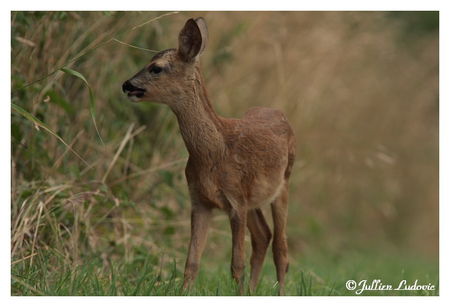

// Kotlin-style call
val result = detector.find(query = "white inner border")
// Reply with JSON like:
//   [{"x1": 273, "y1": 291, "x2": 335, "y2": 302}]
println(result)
[{"x1": 2, "y1": 1, "x2": 448, "y2": 306}]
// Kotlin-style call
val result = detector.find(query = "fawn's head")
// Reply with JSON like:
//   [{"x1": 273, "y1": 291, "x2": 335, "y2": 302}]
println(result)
[{"x1": 122, "y1": 17, "x2": 208, "y2": 105}]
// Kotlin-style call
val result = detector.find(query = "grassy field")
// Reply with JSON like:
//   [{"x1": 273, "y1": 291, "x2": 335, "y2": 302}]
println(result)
[
  {"x1": 12, "y1": 248, "x2": 438, "y2": 296},
  {"x1": 11, "y1": 11, "x2": 439, "y2": 296}
]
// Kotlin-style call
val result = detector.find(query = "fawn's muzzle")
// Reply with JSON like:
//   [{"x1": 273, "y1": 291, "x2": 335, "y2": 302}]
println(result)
[{"x1": 122, "y1": 80, "x2": 146, "y2": 98}]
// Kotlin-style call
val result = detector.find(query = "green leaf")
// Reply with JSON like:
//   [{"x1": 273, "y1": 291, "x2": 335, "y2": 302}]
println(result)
[
  {"x1": 60, "y1": 67, "x2": 104, "y2": 145},
  {"x1": 11, "y1": 103, "x2": 88, "y2": 165}
]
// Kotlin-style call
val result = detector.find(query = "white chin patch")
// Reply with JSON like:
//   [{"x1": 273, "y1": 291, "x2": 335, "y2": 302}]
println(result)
[{"x1": 129, "y1": 96, "x2": 141, "y2": 102}]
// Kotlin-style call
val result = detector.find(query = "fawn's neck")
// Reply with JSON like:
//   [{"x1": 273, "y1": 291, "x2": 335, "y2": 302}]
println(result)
[{"x1": 171, "y1": 68, "x2": 225, "y2": 161}]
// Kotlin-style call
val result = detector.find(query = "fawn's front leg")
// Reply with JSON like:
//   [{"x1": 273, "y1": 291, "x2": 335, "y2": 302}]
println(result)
[
  {"x1": 229, "y1": 208, "x2": 247, "y2": 295},
  {"x1": 183, "y1": 202, "x2": 212, "y2": 290}
]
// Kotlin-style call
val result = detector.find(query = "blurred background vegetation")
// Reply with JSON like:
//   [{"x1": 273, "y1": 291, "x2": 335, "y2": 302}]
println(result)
[{"x1": 11, "y1": 11, "x2": 438, "y2": 295}]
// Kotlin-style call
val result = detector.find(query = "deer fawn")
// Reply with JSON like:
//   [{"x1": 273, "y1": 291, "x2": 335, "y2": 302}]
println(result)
[{"x1": 122, "y1": 17, "x2": 295, "y2": 295}]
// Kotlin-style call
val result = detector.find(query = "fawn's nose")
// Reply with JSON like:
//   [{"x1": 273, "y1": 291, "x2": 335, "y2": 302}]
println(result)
[{"x1": 122, "y1": 80, "x2": 138, "y2": 93}]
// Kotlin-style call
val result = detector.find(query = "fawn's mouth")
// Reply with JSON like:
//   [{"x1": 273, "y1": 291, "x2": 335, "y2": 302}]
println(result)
[
  {"x1": 122, "y1": 80, "x2": 146, "y2": 101},
  {"x1": 127, "y1": 90, "x2": 145, "y2": 99}
]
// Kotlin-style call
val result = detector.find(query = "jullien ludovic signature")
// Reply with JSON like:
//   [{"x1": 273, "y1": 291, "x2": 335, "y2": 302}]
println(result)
[{"x1": 345, "y1": 279, "x2": 436, "y2": 295}]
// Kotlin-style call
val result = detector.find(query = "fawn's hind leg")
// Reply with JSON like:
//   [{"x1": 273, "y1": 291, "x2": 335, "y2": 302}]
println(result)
[
  {"x1": 271, "y1": 184, "x2": 289, "y2": 295},
  {"x1": 247, "y1": 208, "x2": 272, "y2": 292}
]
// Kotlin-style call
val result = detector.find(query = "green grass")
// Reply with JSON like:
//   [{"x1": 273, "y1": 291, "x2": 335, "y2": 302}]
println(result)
[{"x1": 12, "y1": 249, "x2": 438, "y2": 296}]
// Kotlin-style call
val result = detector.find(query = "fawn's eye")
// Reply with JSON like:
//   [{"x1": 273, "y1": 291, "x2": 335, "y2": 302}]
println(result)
[{"x1": 149, "y1": 65, "x2": 162, "y2": 74}]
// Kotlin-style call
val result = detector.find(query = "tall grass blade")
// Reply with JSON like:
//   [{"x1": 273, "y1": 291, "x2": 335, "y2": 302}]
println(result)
[
  {"x1": 60, "y1": 67, "x2": 104, "y2": 145},
  {"x1": 111, "y1": 38, "x2": 158, "y2": 53},
  {"x1": 11, "y1": 103, "x2": 88, "y2": 166},
  {"x1": 101, "y1": 123, "x2": 140, "y2": 183}
]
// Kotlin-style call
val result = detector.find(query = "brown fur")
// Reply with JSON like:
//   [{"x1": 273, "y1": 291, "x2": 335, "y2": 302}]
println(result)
[{"x1": 122, "y1": 17, "x2": 295, "y2": 295}]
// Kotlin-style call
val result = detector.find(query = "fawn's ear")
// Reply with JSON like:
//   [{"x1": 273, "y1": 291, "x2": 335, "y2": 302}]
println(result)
[{"x1": 178, "y1": 17, "x2": 208, "y2": 62}]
